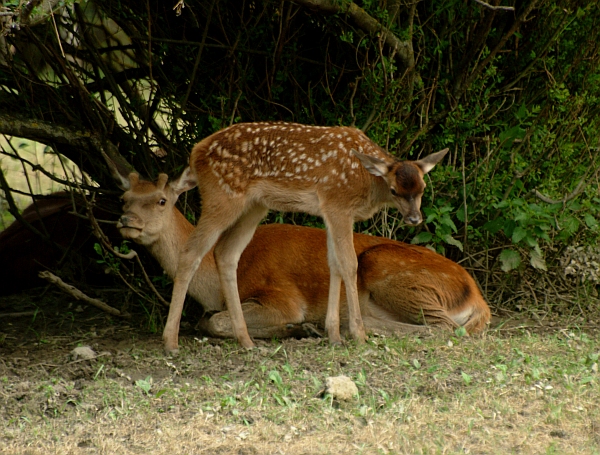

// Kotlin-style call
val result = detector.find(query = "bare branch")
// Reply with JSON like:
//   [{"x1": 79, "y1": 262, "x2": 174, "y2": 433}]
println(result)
[
  {"x1": 0, "y1": 113, "x2": 134, "y2": 179},
  {"x1": 38, "y1": 271, "x2": 129, "y2": 318},
  {"x1": 455, "y1": 0, "x2": 540, "y2": 101},
  {"x1": 0, "y1": 165, "x2": 48, "y2": 241},
  {"x1": 1, "y1": 145, "x2": 102, "y2": 193},
  {"x1": 291, "y1": 0, "x2": 414, "y2": 69},
  {"x1": 0, "y1": 311, "x2": 36, "y2": 318},
  {"x1": 532, "y1": 179, "x2": 586, "y2": 205},
  {"x1": 174, "y1": 0, "x2": 216, "y2": 122},
  {"x1": 472, "y1": 0, "x2": 515, "y2": 12}
]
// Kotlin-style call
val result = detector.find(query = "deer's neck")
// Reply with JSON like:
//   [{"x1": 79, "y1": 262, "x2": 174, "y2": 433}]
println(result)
[
  {"x1": 147, "y1": 209, "x2": 195, "y2": 278},
  {"x1": 146, "y1": 208, "x2": 222, "y2": 312},
  {"x1": 354, "y1": 175, "x2": 393, "y2": 221}
]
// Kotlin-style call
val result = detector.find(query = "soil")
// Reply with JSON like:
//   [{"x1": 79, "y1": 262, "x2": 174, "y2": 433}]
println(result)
[{"x1": 2, "y1": 287, "x2": 599, "y2": 455}]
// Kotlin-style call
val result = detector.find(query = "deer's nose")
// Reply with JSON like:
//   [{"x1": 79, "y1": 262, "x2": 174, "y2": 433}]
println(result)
[
  {"x1": 118, "y1": 214, "x2": 137, "y2": 227},
  {"x1": 405, "y1": 214, "x2": 422, "y2": 226}
]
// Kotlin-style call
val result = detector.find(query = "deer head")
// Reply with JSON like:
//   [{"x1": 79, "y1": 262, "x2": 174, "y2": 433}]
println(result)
[
  {"x1": 115, "y1": 168, "x2": 197, "y2": 245},
  {"x1": 352, "y1": 148, "x2": 448, "y2": 225}
]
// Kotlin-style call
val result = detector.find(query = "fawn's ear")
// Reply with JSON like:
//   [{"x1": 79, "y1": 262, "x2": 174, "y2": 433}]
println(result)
[
  {"x1": 415, "y1": 148, "x2": 449, "y2": 174},
  {"x1": 170, "y1": 167, "x2": 197, "y2": 196},
  {"x1": 352, "y1": 149, "x2": 390, "y2": 178}
]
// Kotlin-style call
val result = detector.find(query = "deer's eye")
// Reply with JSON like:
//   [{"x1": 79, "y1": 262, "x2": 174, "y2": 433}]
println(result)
[
  {"x1": 158, "y1": 198, "x2": 167, "y2": 206},
  {"x1": 390, "y1": 188, "x2": 398, "y2": 197}
]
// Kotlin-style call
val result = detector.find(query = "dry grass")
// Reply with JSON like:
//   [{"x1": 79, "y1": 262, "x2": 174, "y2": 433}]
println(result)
[{"x1": 1, "y1": 318, "x2": 599, "y2": 455}]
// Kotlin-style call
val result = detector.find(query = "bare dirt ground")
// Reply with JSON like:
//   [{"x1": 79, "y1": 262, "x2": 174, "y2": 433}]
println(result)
[{"x1": 1, "y1": 289, "x2": 600, "y2": 455}]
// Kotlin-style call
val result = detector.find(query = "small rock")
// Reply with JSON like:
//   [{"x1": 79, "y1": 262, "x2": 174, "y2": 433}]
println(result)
[
  {"x1": 71, "y1": 346, "x2": 96, "y2": 360},
  {"x1": 325, "y1": 375, "x2": 358, "y2": 401}
]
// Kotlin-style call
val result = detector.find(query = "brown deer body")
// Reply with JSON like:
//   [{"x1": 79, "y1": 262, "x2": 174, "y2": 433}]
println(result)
[
  {"x1": 117, "y1": 172, "x2": 490, "y2": 340},
  {"x1": 166, "y1": 122, "x2": 448, "y2": 352}
]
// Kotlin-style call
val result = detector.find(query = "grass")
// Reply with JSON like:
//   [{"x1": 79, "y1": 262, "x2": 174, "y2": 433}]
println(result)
[{"x1": 2, "y1": 325, "x2": 600, "y2": 454}]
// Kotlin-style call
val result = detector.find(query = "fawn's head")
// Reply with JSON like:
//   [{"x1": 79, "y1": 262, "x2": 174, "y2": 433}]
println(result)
[
  {"x1": 115, "y1": 168, "x2": 197, "y2": 245},
  {"x1": 353, "y1": 148, "x2": 448, "y2": 226}
]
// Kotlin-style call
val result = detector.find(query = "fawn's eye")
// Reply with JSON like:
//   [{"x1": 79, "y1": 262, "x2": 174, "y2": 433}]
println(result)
[
  {"x1": 390, "y1": 188, "x2": 398, "y2": 197},
  {"x1": 158, "y1": 198, "x2": 166, "y2": 206}
]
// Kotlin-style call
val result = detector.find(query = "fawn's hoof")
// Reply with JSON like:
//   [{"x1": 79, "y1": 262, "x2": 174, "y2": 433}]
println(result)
[{"x1": 164, "y1": 344, "x2": 180, "y2": 356}]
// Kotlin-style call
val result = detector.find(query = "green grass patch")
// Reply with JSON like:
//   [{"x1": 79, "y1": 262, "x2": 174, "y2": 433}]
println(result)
[{"x1": 1, "y1": 326, "x2": 599, "y2": 454}]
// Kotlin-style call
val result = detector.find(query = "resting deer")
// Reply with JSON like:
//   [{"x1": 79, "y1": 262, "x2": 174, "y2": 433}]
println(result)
[
  {"x1": 115, "y1": 170, "x2": 490, "y2": 340},
  {"x1": 166, "y1": 122, "x2": 448, "y2": 352}
]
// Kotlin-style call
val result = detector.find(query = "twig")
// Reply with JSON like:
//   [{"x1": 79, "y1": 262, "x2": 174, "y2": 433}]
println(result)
[
  {"x1": 38, "y1": 271, "x2": 128, "y2": 318},
  {"x1": 532, "y1": 179, "x2": 586, "y2": 205},
  {"x1": 0, "y1": 311, "x2": 37, "y2": 318},
  {"x1": 292, "y1": 0, "x2": 414, "y2": 68},
  {"x1": 174, "y1": 0, "x2": 215, "y2": 122},
  {"x1": 50, "y1": 10, "x2": 65, "y2": 58},
  {"x1": 472, "y1": 0, "x2": 515, "y2": 11},
  {"x1": 229, "y1": 91, "x2": 242, "y2": 126},
  {"x1": 0, "y1": 163, "x2": 48, "y2": 242},
  {"x1": 461, "y1": 144, "x2": 468, "y2": 254}
]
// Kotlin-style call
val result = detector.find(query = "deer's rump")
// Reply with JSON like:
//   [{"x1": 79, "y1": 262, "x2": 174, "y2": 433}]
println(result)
[{"x1": 231, "y1": 224, "x2": 490, "y2": 333}]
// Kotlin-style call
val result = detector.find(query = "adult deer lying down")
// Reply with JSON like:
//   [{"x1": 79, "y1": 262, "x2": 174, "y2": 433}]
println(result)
[
  {"x1": 116, "y1": 171, "x2": 490, "y2": 342},
  {"x1": 167, "y1": 122, "x2": 449, "y2": 352}
]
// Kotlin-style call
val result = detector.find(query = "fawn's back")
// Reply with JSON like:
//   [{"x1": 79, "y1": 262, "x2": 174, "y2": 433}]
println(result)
[{"x1": 190, "y1": 122, "x2": 427, "y2": 220}]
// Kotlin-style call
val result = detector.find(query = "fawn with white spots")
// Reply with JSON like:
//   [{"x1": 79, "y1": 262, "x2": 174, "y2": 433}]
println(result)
[
  {"x1": 111, "y1": 170, "x2": 490, "y2": 342},
  {"x1": 166, "y1": 122, "x2": 448, "y2": 353}
]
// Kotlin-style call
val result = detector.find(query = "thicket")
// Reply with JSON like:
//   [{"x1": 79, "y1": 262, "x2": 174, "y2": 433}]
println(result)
[{"x1": 0, "y1": 0, "x2": 598, "y2": 318}]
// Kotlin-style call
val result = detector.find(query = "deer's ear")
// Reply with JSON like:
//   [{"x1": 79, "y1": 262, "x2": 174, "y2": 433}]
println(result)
[
  {"x1": 111, "y1": 170, "x2": 131, "y2": 191},
  {"x1": 171, "y1": 167, "x2": 197, "y2": 196},
  {"x1": 352, "y1": 149, "x2": 390, "y2": 178},
  {"x1": 101, "y1": 148, "x2": 135, "y2": 191},
  {"x1": 415, "y1": 148, "x2": 449, "y2": 174}
]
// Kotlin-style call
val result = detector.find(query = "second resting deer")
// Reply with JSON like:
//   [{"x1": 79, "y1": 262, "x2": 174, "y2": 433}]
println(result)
[
  {"x1": 116, "y1": 170, "x2": 490, "y2": 342},
  {"x1": 167, "y1": 122, "x2": 449, "y2": 352}
]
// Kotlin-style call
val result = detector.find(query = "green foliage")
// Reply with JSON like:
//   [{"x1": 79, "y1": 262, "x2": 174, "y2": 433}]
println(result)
[
  {"x1": 135, "y1": 376, "x2": 152, "y2": 396},
  {"x1": 417, "y1": 202, "x2": 463, "y2": 254},
  {"x1": 3, "y1": 0, "x2": 600, "y2": 317}
]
